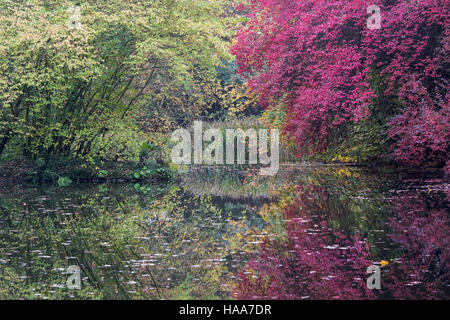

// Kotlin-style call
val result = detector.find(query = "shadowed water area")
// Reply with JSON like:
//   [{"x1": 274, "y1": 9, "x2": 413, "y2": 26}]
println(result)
[{"x1": 0, "y1": 165, "x2": 448, "y2": 299}]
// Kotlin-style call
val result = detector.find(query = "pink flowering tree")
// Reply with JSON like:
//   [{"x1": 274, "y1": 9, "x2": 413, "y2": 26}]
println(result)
[{"x1": 232, "y1": 0, "x2": 449, "y2": 167}]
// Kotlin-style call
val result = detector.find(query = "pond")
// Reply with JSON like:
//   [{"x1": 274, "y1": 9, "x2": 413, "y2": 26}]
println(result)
[{"x1": 0, "y1": 165, "x2": 448, "y2": 299}]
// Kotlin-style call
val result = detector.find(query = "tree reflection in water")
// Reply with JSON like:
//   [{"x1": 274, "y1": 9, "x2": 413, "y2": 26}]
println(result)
[
  {"x1": 235, "y1": 183, "x2": 449, "y2": 300},
  {"x1": 0, "y1": 167, "x2": 448, "y2": 300}
]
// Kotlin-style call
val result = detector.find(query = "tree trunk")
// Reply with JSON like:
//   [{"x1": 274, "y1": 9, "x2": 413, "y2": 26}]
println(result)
[{"x1": 0, "y1": 134, "x2": 10, "y2": 157}]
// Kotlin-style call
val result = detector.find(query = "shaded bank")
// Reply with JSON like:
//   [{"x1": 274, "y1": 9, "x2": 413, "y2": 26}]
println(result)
[{"x1": 0, "y1": 159, "x2": 172, "y2": 188}]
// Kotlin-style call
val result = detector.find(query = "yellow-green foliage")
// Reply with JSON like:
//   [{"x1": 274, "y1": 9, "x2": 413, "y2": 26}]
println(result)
[{"x1": 0, "y1": 0, "x2": 235, "y2": 161}]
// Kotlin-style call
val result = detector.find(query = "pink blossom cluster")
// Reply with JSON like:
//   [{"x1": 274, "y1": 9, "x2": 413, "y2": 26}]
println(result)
[{"x1": 232, "y1": 0, "x2": 449, "y2": 166}]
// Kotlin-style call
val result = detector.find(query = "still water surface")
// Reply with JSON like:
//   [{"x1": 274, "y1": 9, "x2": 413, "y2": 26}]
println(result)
[{"x1": 0, "y1": 165, "x2": 448, "y2": 299}]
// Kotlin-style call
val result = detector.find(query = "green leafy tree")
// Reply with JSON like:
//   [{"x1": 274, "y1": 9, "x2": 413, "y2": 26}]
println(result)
[{"x1": 0, "y1": 0, "x2": 234, "y2": 163}]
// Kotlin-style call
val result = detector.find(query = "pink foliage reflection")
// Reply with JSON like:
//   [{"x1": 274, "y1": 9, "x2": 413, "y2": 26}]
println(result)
[{"x1": 235, "y1": 186, "x2": 449, "y2": 300}]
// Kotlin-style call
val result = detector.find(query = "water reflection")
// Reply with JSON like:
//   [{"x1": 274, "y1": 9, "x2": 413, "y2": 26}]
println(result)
[
  {"x1": 234, "y1": 172, "x2": 449, "y2": 300},
  {"x1": 0, "y1": 184, "x2": 267, "y2": 299},
  {"x1": 0, "y1": 166, "x2": 448, "y2": 300},
  {"x1": 383, "y1": 193, "x2": 449, "y2": 299}
]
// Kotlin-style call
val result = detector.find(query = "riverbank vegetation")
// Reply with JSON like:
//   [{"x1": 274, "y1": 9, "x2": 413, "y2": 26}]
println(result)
[
  {"x1": 0, "y1": 0, "x2": 245, "y2": 184},
  {"x1": 0, "y1": 0, "x2": 448, "y2": 186},
  {"x1": 232, "y1": 0, "x2": 449, "y2": 170},
  {"x1": 0, "y1": 1, "x2": 448, "y2": 302}
]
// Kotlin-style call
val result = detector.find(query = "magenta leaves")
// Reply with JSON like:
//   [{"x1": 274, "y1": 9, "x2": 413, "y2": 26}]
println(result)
[{"x1": 232, "y1": 0, "x2": 449, "y2": 166}]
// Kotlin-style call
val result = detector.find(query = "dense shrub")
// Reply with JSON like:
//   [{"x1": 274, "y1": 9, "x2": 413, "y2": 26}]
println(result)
[
  {"x1": 232, "y1": 0, "x2": 449, "y2": 167},
  {"x1": 0, "y1": 0, "x2": 233, "y2": 163},
  {"x1": 388, "y1": 99, "x2": 449, "y2": 168}
]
